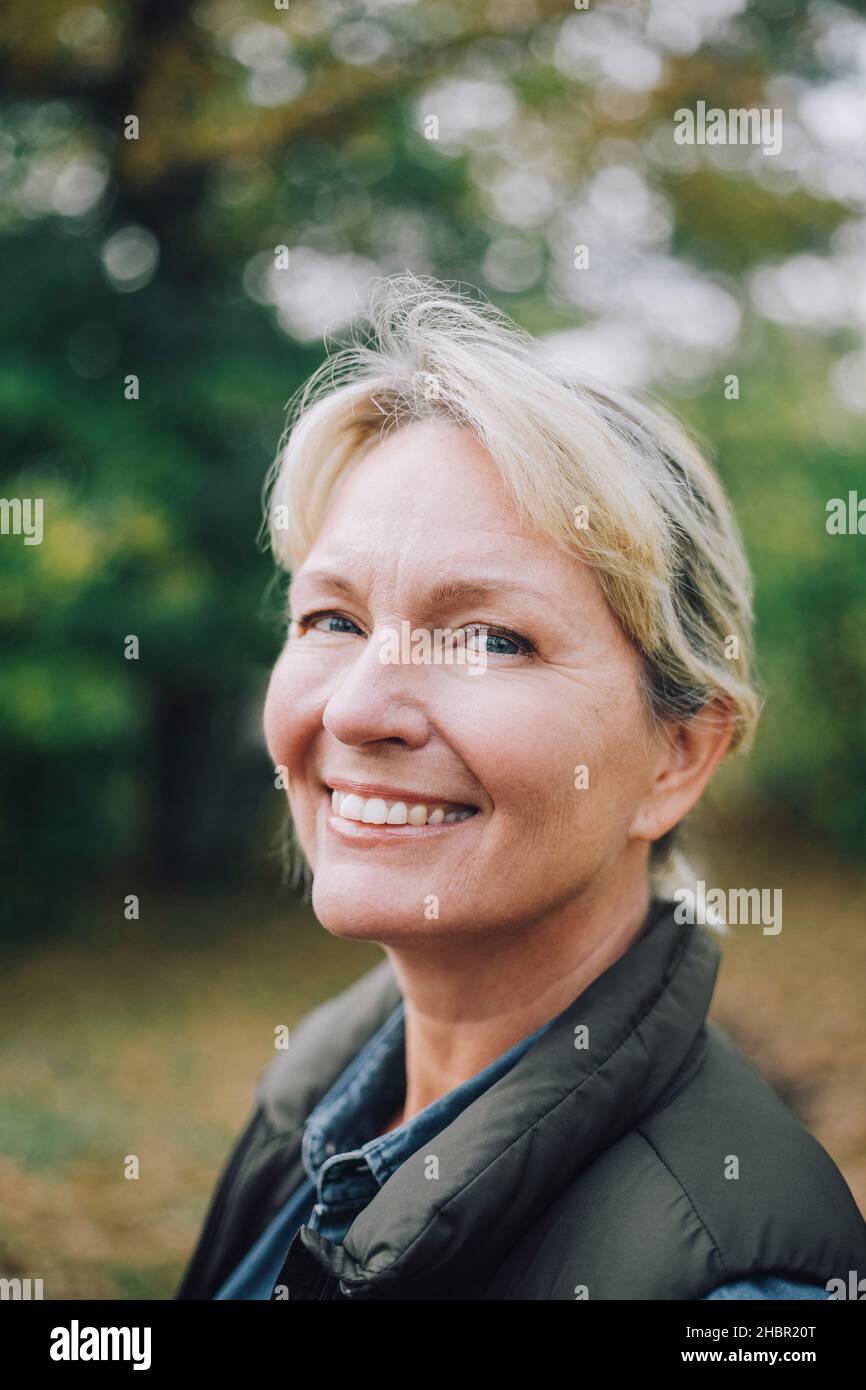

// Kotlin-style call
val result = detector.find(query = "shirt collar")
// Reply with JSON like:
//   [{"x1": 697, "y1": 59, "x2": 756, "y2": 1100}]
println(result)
[
  {"x1": 302, "y1": 998, "x2": 555, "y2": 1191},
  {"x1": 302, "y1": 1001, "x2": 405, "y2": 1186},
  {"x1": 298, "y1": 902, "x2": 721, "y2": 1298}
]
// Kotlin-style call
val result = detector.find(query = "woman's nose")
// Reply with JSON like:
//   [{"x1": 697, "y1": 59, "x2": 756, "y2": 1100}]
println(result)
[{"x1": 321, "y1": 627, "x2": 431, "y2": 748}]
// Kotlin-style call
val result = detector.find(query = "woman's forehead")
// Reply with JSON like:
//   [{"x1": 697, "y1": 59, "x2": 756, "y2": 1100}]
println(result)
[
  {"x1": 333, "y1": 418, "x2": 511, "y2": 507},
  {"x1": 292, "y1": 528, "x2": 604, "y2": 626},
  {"x1": 313, "y1": 423, "x2": 555, "y2": 564}
]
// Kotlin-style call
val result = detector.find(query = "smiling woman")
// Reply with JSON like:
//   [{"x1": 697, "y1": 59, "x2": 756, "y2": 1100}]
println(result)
[{"x1": 175, "y1": 275, "x2": 866, "y2": 1302}]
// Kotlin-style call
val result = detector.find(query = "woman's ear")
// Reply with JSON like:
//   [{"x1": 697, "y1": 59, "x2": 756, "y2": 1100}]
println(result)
[{"x1": 628, "y1": 697, "x2": 735, "y2": 847}]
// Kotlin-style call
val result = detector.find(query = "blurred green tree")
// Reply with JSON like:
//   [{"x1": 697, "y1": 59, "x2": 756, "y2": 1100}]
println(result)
[{"x1": 1, "y1": 0, "x2": 864, "y2": 928}]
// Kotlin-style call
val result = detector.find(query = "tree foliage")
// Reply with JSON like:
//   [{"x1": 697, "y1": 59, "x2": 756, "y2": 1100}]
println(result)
[{"x1": 2, "y1": 0, "x2": 865, "y2": 926}]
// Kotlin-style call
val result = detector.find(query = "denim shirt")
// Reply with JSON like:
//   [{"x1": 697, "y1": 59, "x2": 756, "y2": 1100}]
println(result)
[
  {"x1": 214, "y1": 997, "x2": 829, "y2": 1301},
  {"x1": 214, "y1": 1001, "x2": 553, "y2": 1298}
]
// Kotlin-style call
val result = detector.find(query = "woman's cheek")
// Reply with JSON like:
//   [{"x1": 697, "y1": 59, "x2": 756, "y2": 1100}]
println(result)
[
  {"x1": 450, "y1": 680, "x2": 578, "y2": 812},
  {"x1": 262, "y1": 651, "x2": 318, "y2": 769},
  {"x1": 474, "y1": 676, "x2": 644, "y2": 842},
  {"x1": 263, "y1": 654, "x2": 294, "y2": 761}
]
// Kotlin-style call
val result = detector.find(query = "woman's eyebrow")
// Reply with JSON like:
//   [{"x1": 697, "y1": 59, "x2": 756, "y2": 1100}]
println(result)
[
  {"x1": 288, "y1": 570, "x2": 359, "y2": 603},
  {"x1": 290, "y1": 569, "x2": 558, "y2": 611},
  {"x1": 425, "y1": 576, "x2": 555, "y2": 609}
]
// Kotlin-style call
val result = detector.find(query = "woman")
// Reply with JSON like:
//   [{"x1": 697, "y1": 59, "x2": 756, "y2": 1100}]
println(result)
[{"x1": 176, "y1": 276, "x2": 866, "y2": 1300}]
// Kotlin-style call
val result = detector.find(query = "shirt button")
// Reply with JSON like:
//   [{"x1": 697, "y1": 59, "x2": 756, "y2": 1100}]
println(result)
[{"x1": 325, "y1": 1142, "x2": 336, "y2": 1155}]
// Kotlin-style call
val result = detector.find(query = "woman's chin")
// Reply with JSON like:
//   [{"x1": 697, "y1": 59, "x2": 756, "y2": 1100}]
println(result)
[{"x1": 311, "y1": 878, "x2": 461, "y2": 943}]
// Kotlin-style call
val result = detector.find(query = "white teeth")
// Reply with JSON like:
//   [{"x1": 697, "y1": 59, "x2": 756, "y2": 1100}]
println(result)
[
  {"x1": 338, "y1": 793, "x2": 365, "y2": 821},
  {"x1": 329, "y1": 789, "x2": 475, "y2": 827}
]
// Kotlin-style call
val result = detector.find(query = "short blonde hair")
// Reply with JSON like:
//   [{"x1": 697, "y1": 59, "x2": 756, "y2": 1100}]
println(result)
[{"x1": 266, "y1": 274, "x2": 761, "y2": 889}]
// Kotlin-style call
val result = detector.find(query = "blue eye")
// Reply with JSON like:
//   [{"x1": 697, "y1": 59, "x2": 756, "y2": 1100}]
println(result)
[
  {"x1": 464, "y1": 625, "x2": 533, "y2": 657},
  {"x1": 296, "y1": 611, "x2": 363, "y2": 636},
  {"x1": 484, "y1": 632, "x2": 519, "y2": 655}
]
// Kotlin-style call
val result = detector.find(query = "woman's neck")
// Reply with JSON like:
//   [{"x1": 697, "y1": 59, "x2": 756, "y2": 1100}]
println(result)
[{"x1": 381, "y1": 868, "x2": 653, "y2": 1128}]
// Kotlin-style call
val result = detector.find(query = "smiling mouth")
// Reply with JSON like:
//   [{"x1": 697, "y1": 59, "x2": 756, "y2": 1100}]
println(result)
[{"x1": 325, "y1": 785, "x2": 479, "y2": 829}]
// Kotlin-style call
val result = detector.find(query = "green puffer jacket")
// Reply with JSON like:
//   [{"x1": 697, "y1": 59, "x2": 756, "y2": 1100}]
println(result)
[{"x1": 176, "y1": 900, "x2": 866, "y2": 1300}]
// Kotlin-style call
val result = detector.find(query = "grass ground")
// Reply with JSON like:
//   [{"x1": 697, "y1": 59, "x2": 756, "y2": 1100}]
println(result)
[{"x1": 1, "y1": 833, "x2": 863, "y2": 1299}]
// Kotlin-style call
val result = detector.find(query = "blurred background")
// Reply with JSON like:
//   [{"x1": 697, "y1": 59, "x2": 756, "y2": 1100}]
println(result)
[{"x1": 1, "y1": 0, "x2": 865, "y2": 1297}]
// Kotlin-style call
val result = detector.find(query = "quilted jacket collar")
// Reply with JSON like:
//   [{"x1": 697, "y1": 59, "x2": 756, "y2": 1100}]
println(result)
[{"x1": 258, "y1": 898, "x2": 720, "y2": 1298}]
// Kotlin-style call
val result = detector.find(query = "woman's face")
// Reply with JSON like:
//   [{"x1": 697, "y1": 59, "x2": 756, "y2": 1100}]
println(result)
[{"x1": 263, "y1": 418, "x2": 665, "y2": 942}]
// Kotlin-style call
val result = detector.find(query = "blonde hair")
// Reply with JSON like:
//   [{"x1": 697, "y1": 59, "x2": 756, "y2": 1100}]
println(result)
[{"x1": 265, "y1": 274, "x2": 761, "y2": 896}]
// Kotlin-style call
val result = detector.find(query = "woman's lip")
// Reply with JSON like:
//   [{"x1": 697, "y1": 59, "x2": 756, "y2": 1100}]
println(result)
[{"x1": 323, "y1": 778, "x2": 479, "y2": 810}]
